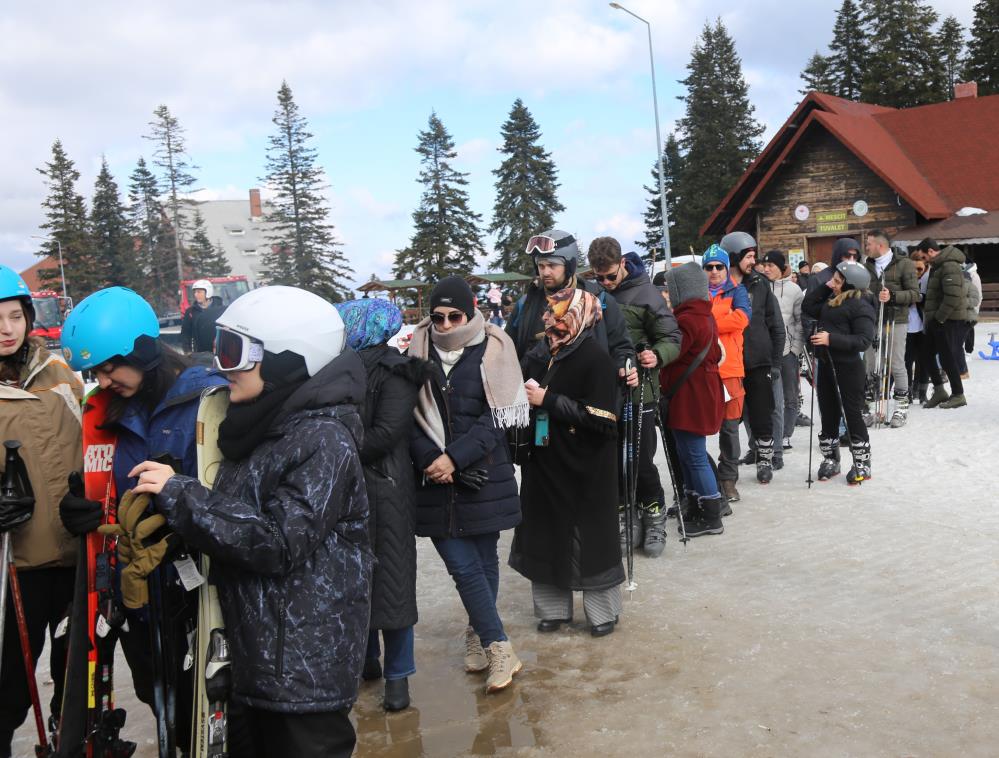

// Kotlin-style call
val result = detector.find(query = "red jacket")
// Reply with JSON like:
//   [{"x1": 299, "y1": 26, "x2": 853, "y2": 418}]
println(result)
[{"x1": 659, "y1": 299, "x2": 724, "y2": 435}]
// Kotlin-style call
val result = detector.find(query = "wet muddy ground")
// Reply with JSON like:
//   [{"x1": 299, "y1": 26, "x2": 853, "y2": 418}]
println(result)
[{"x1": 16, "y1": 341, "x2": 999, "y2": 756}]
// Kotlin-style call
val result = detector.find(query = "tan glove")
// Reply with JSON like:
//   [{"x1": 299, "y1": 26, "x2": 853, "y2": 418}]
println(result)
[{"x1": 98, "y1": 490, "x2": 179, "y2": 609}]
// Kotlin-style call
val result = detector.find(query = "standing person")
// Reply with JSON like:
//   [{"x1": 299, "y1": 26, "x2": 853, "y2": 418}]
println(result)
[
  {"x1": 702, "y1": 245, "x2": 751, "y2": 504},
  {"x1": 760, "y1": 251, "x2": 804, "y2": 466},
  {"x1": 510, "y1": 287, "x2": 624, "y2": 636},
  {"x1": 587, "y1": 239, "x2": 680, "y2": 558},
  {"x1": 961, "y1": 251, "x2": 982, "y2": 371},
  {"x1": 486, "y1": 283, "x2": 504, "y2": 327},
  {"x1": 505, "y1": 229, "x2": 634, "y2": 378},
  {"x1": 720, "y1": 232, "x2": 785, "y2": 485},
  {"x1": 802, "y1": 262, "x2": 876, "y2": 484},
  {"x1": 335, "y1": 298, "x2": 427, "y2": 713},
  {"x1": 0, "y1": 265, "x2": 83, "y2": 758},
  {"x1": 180, "y1": 279, "x2": 225, "y2": 354},
  {"x1": 409, "y1": 276, "x2": 528, "y2": 694},
  {"x1": 131, "y1": 286, "x2": 373, "y2": 758},
  {"x1": 797, "y1": 261, "x2": 811, "y2": 291},
  {"x1": 918, "y1": 240, "x2": 970, "y2": 409},
  {"x1": 659, "y1": 264, "x2": 726, "y2": 537},
  {"x1": 863, "y1": 230, "x2": 919, "y2": 427},
  {"x1": 905, "y1": 251, "x2": 929, "y2": 401}
]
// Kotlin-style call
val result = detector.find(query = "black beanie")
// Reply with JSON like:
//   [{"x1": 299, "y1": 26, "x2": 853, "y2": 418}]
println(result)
[{"x1": 430, "y1": 275, "x2": 475, "y2": 318}]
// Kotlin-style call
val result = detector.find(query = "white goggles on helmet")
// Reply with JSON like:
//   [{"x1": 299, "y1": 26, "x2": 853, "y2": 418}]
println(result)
[{"x1": 213, "y1": 327, "x2": 264, "y2": 372}]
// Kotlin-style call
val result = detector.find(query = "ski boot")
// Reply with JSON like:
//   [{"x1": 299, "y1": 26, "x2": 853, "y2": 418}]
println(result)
[
  {"x1": 795, "y1": 411, "x2": 811, "y2": 427},
  {"x1": 846, "y1": 440, "x2": 871, "y2": 485},
  {"x1": 618, "y1": 505, "x2": 643, "y2": 553},
  {"x1": 684, "y1": 494, "x2": 725, "y2": 538},
  {"x1": 817, "y1": 435, "x2": 841, "y2": 480},
  {"x1": 641, "y1": 502, "x2": 667, "y2": 558},
  {"x1": 888, "y1": 389, "x2": 910, "y2": 428},
  {"x1": 756, "y1": 438, "x2": 774, "y2": 484},
  {"x1": 923, "y1": 384, "x2": 950, "y2": 408},
  {"x1": 740, "y1": 449, "x2": 757, "y2": 465}
]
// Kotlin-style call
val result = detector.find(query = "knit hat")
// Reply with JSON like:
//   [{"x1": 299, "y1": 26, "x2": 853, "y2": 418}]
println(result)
[
  {"x1": 665, "y1": 262, "x2": 709, "y2": 305},
  {"x1": 430, "y1": 275, "x2": 476, "y2": 318},
  {"x1": 701, "y1": 244, "x2": 730, "y2": 270},
  {"x1": 762, "y1": 250, "x2": 786, "y2": 271}
]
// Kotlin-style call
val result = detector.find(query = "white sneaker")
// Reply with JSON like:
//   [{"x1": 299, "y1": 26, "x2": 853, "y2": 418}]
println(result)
[
  {"x1": 485, "y1": 640, "x2": 522, "y2": 693},
  {"x1": 464, "y1": 626, "x2": 488, "y2": 673}
]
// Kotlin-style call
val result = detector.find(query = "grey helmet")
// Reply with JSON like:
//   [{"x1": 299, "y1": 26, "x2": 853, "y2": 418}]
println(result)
[
  {"x1": 719, "y1": 231, "x2": 758, "y2": 262},
  {"x1": 526, "y1": 229, "x2": 579, "y2": 278},
  {"x1": 836, "y1": 260, "x2": 871, "y2": 292}
]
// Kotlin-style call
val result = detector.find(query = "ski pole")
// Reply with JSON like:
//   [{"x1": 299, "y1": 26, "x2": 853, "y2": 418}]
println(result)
[
  {"x1": 806, "y1": 342, "x2": 817, "y2": 489},
  {"x1": 655, "y1": 406, "x2": 687, "y2": 545},
  {"x1": 0, "y1": 533, "x2": 8, "y2": 674},
  {"x1": 8, "y1": 561, "x2": 52, "y2": 757}
]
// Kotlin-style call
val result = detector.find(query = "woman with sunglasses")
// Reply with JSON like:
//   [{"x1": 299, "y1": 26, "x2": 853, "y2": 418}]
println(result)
[
  {"x1": 0, "y1": 266, "x2": 83, "y2": 758},
  {"x1": 408, "y1": 276, "x2": 528, "y2": 694},
  {"x1": 335, "y1": 297, "x2": 430, "y2": 713},
  {"x1": 129, "y1": 286, "x2": 373, "y2": 757},
  {"x1": 58, "y1": 286, "x2": 227, "y2": 749},
  {"x1": 510, "y1": 287, "x2": 625, "y2": 637}
]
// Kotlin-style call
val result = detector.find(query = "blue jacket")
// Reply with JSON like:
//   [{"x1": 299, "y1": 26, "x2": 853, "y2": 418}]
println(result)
[{"x1": 111, "y1": 365, "x2": 228, "y2": 494}]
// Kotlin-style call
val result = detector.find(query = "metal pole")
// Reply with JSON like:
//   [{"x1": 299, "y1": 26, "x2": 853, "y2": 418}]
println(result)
[
  {"x1": 31, "y1": 235, "x2": 69, "y2": 300},
  {"x1": 611, "y1": 3, "x2": 672, "y2": 269}
]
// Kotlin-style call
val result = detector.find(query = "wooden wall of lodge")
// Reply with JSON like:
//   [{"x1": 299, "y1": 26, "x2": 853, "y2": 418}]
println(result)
[{"x1": 753, "y1": 129, "x2": 917, "y2": 261}]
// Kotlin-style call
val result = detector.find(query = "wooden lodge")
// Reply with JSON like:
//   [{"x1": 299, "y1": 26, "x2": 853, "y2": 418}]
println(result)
[{"x1": 701, "y1": 89, "x2": 999, "y2": 311}]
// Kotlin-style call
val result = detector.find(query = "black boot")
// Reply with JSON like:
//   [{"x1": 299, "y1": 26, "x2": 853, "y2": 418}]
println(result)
[
  {"x1": 817, "y1": 436, "x2": 840, "y2": 480},
  {"x1": 846, "y1": 440, "x2": 871, "y2": 485},
  {"x1": 384, "y1": 677, "x2": 410, "y2": 711},
  {"x1": 756, "y1": 438, "x2": 774, "y2": 484},
  {"x1": 685, "y1": 494, "x2": 725, "y2": 537},
  {"x1": 362, "y1": 657, "x2": 383, "y2": 681},
  {"x1": 677, "y1": 491, "x2": 701, "y2": 535}
]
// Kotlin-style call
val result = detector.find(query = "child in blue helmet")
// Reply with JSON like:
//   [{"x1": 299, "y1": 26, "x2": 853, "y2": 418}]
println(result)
[
  {"x1": 0, "y1": 264, "x2": 83, "y2": 757},
  {"x1": 59, "y1": 286, "x2": 226, "y2": 750}
]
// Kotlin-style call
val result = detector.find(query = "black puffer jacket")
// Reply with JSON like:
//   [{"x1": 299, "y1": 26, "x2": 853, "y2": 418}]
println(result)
[
  {"x1": 802, "y1": 238, "x2": 858, "y2": 336},
  {"x1": 802, "y1": 284, "x2": 876, "y2": 364},
  {"x1": 180, "y1": 295, "x2": 225, "y2": 353},
  {"x1": 358, "y1": 344, "x2": 429, "y2": 631},
  {"x1": 158, "y1": 350, "x2": 373, "y2": 713},
  {"x1": 411, "y1": 339, "x2": 521, "y2": 538},
  {"x1": 740, "y1": 270, "x2": 785, "y2": 371}
]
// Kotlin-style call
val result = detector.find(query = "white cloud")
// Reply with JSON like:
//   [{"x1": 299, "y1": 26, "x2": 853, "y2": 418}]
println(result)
[{"x1": 593, "y1": 213, "x2": 645, "y2": 242}]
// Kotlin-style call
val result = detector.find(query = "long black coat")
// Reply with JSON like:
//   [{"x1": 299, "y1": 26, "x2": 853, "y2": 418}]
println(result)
[
  {"x1": 410, "y1": 339, "x2": 521, "y2": 538},
  {"x1": 158, "y1": 350, "x2": 373, "y2": 713},
  {"x1": 741, "y1": 271, "x2": 786, "y2": 371},
  {"x1": 358, "y1": 344, "x2": 428, "y2": 631},
  {"x1": 509, "y1": 334, "x2": 624, "y2": 591},
  {"x1": 802, "y1": 285, "x2": 876, "y2": 365}
]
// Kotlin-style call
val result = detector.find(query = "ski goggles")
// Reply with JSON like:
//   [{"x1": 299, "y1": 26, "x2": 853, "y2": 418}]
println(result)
[
  {"x1": 525, "y1": 234, "x2": 575, "y2": 257},
  {"x1": 213, "y1": 327, "x2": 264, "y2": 372}
]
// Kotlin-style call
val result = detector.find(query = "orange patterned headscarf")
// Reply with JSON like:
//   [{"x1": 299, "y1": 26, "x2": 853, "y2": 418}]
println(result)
[{"x1": 544, "y1": 287, "x2": 602, "y2": 355}]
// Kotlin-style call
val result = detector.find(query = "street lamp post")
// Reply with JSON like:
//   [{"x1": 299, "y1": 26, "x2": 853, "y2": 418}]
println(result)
[
  {"x1": 610, "y1": 2, "x2": 672, "y2": 269},
  {"x1": 30, "y1": 235, "x2": 68, "y2": 300}
]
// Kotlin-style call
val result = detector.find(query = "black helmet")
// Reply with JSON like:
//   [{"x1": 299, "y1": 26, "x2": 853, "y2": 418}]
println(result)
[{"x1": 836, "y1": 261, "x2": 871, "y2": 292}]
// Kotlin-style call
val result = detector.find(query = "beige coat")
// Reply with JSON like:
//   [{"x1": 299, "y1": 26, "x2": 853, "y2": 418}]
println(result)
[{"x1": 0, "y1": 341, "x2": 83, "y2": 568}]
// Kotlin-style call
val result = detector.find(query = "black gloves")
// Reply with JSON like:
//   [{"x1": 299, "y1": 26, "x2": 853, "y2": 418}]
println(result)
[
  {"x1": 0, "y1": 493, "x2": 34, "y2": 532},
  {"x1": 59, "y1": 472, "x2": 104, "y2": 536},
  {"x1": 457, "y1": 468, "x2": 488, "y2": 492}
]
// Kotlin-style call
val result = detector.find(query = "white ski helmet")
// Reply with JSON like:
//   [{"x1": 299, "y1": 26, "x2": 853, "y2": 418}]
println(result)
[
  {"x1": 191, "y1": 279, "x2": 214, "y2": 300},
  {"x1": 215, "y1": 286, "x2": 345, "y2": 377}
]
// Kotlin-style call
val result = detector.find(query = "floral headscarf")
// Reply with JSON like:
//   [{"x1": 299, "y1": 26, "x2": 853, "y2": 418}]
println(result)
[
  {"x1": 335, "y1": 298, "x2": 403, "y2": 352},
  {"x1": 544, "y1": 287, "x2": 602, "y2": 355}
]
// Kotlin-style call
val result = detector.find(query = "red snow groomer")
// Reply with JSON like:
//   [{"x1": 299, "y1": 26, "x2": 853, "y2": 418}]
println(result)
[
  {"x1": 30, "y1": 290, "x2": 72, "y2": 349},
  {"x1": 178, "y1": 275, "x2": 250, "y2": 313}
]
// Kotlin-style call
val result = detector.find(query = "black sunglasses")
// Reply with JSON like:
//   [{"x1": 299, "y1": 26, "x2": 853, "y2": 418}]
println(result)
[
  {"x1": 594, "y1": 271, "x2": 619, "y2": 282},
  {"x1": 704, "y1": 263, "x2": 726, "y2": 271},
  {"x1": 430, "y1": 311, "x2": 466, "y2": 325}
]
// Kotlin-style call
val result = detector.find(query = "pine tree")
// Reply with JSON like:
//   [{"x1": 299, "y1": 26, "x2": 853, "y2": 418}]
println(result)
[
  {"x1": 394, "y1": 112, "x2": 485, "y2": 282},
  {"x1": 127, "y1": 156, "x2": 177, "y2": 312},
  {"x1": 673, "y1": 20, "x2": 764, "y2": 253},
  {"x1": 35, "y1": 140, "x2": 98, "y2": 300},
  {"x1": 261, "y1": 81, "x2": 352, "y2": 302},
  {"x1": 937, "y1": 16, "x2": 965, "y2": 99},
  {"x1": 488, "y1": 99, "x2": 564, "y2": 274},
  {"x1": 964, "y1": 0, "x2": 999, "y2": 96},
  {"x1": 861, "y1": 0, "x2": 948, "y2": 107},
  {"x1": 145, "y1": 105, "x2": 197, "y2": 285},
  {"x1": 828, "y1": 0, "x2": 868, "y2": 100},
  {"x1": 187, "y1": 209, "x2": 232, "y2": 277},
  {"x1": 799, "y1": 52, "x2": 837, "y2": 96},
  {"x1": 636, "y1": 133, "x2": 681, "y2": 263},
  {"x1": 89, "y1": 158, "x2": 135, "y2": 288}
]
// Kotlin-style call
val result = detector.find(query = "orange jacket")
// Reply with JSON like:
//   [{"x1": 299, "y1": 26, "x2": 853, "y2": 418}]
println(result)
[{"x1": 709, "y1": 280, "x2": 751, "y2": 380}]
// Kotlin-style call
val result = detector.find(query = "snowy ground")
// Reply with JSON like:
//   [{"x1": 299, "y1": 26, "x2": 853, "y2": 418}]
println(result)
[{"x1": 16, "y1": 323, "x2": 999, "y2": 757}]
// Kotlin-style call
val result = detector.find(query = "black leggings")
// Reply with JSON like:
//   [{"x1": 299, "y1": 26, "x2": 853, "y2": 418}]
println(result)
[
  {"x1": 817, "y1": 358, "x2": 869, "y2": 443},
  {"x1": 742, "y1": 366, "x2": 776, "y2": 439}
]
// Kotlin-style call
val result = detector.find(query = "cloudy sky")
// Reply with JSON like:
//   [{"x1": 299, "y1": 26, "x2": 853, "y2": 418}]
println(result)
[{"x1": 1, "y1": 0, "x2": 976, "y2": 287}]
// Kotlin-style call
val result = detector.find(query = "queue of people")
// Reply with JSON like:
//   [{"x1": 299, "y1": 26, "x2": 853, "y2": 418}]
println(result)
[{"x1": 0, "y1": 219, "x2": 980, "y2": 757}]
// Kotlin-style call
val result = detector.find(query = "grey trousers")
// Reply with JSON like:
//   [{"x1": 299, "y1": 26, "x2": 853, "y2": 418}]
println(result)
[
  {"x1": 718, "y1": 417, "x2": 741, "y2": 483},
  {"x1": 532, "y1": 581, "x2": 622, "y2": 627},
  {"x1": 781, "y1": 352, "x2": 801, "y2": 440},
  {"x1": 865, "y1": 320, "x2": 908, "y2": 394}
]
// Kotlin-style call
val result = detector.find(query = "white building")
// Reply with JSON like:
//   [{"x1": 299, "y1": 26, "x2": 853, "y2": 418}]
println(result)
[{"x1": 193, "y1": 189, "x2": 275, "y2": 286}]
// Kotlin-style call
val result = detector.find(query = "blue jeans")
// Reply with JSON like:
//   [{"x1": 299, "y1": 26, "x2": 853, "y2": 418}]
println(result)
[
  {"x1": 366, "y1": 627, "x2": 416, "y2": 681},
  {"x1": 671, "y1": 429, "x2": 720, "y2": 498},
  {"x1": 432, "y1": 533, "x2": 507, "y2": 648}
]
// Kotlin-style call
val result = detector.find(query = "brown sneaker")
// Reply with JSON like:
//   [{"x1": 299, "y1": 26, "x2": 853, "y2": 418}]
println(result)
[
  {"x1": 719, "y1": 479, "x2": 740, "y2": 503},
  {"x1": 485, "y1": 640, "x2": 522, "y2": 693},
  {"x1": 464, "y1": 626, "x2": 488, "y2": 673}
]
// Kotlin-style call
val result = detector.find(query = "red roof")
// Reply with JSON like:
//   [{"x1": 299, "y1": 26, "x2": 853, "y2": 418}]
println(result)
[
  {"x1": 702, "y1": 91, "x2": 999, "y2": 236},
  {"x1": 19, "y1": 256, "x2": 59, "y2": 292}
]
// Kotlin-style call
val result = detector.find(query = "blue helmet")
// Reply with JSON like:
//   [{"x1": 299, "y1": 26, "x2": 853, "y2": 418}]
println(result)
[
  {"x1": 61, "y1": 287, "x2": 160, "y2": 371},
  {"x1": 0, "y1": 265, "x2": 32, "y2": 303}
]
